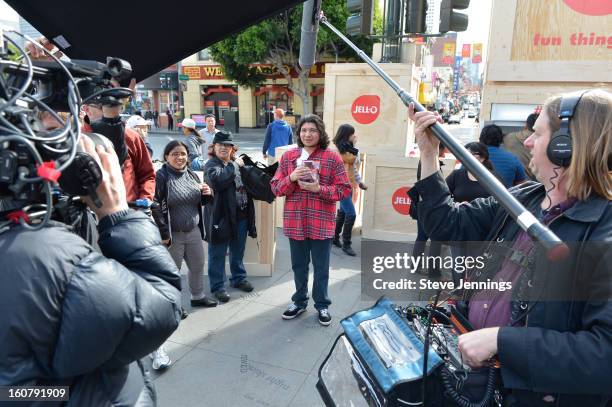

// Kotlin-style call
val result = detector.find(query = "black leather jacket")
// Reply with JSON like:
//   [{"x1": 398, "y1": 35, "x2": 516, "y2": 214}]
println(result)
[
  {"x1": 414, "y1": 171, "x2": 612, "y2": 407},
  {"x1": 0, "y1": 210, "x2": 182, "y2": 406}
]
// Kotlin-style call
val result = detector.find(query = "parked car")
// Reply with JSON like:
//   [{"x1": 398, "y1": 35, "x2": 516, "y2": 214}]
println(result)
[
  {"x1": 448, "y1": 113, "x2": 462, "y2": 124},
  {"x1": 467, "y1": 108, "x2": 477, "y2": 118}
]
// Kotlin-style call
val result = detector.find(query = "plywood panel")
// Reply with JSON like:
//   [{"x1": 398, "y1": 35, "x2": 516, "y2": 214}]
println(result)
[
  {"x1": 486, "y1": 0, "x2": 612, "y2": 82},
  {"x1": 362, "y1": 155, "x2": 456, "y2": 241},
  {"x1": 323, "y1": 63, "x2": 419, "y2": 157},
  {"x1": 511, "y1": 0, "x2": 612, "y2": 62},
  {"x1": 481, "y1": 82, "x2": 612, "y2": 121}
]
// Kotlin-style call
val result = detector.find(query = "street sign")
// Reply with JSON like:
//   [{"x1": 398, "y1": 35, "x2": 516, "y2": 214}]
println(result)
[{"x1": 178, "y1": 74, "x2": 190, "y2": 81}]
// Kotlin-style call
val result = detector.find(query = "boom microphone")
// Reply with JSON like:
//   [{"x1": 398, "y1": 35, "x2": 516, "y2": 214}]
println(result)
[{"x1": 299, "y1": 0, "x2": 321, "y2": 71}]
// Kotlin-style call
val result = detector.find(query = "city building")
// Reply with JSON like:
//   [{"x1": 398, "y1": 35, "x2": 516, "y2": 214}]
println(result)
[{"x1": 180, "y1": 49, "x2": 328, "y2": 128}]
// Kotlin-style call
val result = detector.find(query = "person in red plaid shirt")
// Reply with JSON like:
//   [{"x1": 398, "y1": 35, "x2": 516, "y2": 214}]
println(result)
[{"x1": 271, "y1": 115, "x2": 351, "y2": 326}]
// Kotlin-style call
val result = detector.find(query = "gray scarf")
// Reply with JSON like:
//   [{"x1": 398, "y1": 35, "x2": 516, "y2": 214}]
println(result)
[{"x1": 232, "y1": 161, "x2": 248, "y2": 210}]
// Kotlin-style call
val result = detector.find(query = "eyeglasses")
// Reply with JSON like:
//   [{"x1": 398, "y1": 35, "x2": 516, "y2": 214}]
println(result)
[
  {"x1": 169, "y1": 152, "x2": 187, "y2": 158},
  {"x1": 470, "y1": 151, "x2": 481, "y2": 157}
]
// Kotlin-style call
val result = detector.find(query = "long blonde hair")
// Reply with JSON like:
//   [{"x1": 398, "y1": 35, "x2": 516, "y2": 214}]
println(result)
[{"x1": 543, "y1": 89, "x2": 612, "y2": 200}]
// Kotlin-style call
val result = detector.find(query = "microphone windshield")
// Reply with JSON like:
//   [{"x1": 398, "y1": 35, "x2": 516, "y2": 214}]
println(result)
[{"x1": 299, "y1": 0, "x2": 321, "y2": 71}]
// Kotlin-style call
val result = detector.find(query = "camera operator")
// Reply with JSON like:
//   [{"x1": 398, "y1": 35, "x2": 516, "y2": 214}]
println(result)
[
  {"x1": 408, "y1": 90, "x2": 612, "y2": 406},
  {"x1": 0, "y1": 133, "x2": 182, "y2": 405}
]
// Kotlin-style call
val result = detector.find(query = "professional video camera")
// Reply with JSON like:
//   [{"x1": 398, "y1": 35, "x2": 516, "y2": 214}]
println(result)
[{"x1": 0, "y1": 30, "x2": 133, "y2": 232}]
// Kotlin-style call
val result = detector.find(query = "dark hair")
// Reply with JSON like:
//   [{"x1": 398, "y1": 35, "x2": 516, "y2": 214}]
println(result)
[
  {"x1": 525, "y1": 113, "x2": 539, "y2": 132},
  {"x1": 205, "y1": 114, "x2": 216, "y2": 121},
  {"x1": 208, "y1": 143, "x2": 238, "y2": 161},
  {"x1": 479, "y1": 124, "x2": 504, "y2": 147},
  {"x1": 186, "y1": 127, "x2": 201, "y2": 138},
  {"x1": 296, "y1": 114, "x2": 330, "y2": 149},
  {"x1": 465, "y1": 141, "x2": 495, "y2": 172},
  {"x1": 333, "y1": 124, "x2": 355, "y2": 153},
  {"x1": 163, "y1": 140, "x2": 189, "y2": 161}
]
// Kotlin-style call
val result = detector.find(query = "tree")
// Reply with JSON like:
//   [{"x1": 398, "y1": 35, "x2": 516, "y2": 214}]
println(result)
[{"x1": 209, "y1": 0, "x2": 382, "y2": 116}]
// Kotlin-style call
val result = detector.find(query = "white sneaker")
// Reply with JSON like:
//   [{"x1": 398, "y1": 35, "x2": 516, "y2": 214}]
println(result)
[{"x1": 151, "y1": 346, "x2": 171, "y2": 370}]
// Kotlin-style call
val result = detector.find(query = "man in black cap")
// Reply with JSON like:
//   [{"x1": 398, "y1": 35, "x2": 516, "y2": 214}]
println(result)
[{"x1": 203, "y1": 132, "x2": 257, "y2": 302}]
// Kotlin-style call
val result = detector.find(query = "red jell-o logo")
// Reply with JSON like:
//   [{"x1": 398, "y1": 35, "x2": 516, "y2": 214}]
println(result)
[
  {"x1": 392, "y1": 187, "x2": 412, "y2": 215},
  {"x1": 563, "y1": 0, "x2": 612, "y2": 16},
  {"x1": 351, "y1": 95, "x2": 381, "y2": 124}
]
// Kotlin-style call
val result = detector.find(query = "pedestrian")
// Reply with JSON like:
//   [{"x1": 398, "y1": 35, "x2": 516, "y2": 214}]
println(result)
[
  {"x1": 179, "y1": 117, "x2": 207, "y2": 170},
  {"x1": 479, "y1": 124, "x2": 527, "y2": 188},
  {"x1": 503, "y1": 113, "x2": 539, "y2": 179},
  {"x1": 332, "y1": 123, "x2": 367, "y2": 256},
  {"x1": 200, "y1": 114, "x2": 219, "y2": 146},
  {"x1": 83, "y1": 103, "x2": 156, "y2": 204},
  {"x1": 166, "y1": 108, "x2": 174, "y2": 131},
  {"x1": 126, "y1": 115, "x2": 154, "y2": 158},
  {"x1": 154, "y1": 110, "x2": 159, "y2": 128},
  {"x1": 408, "y1": 89, "x2": 612, "y2": 405},
  {"x1": 263, "y1": 108, "x2": 293, "y2": 163},
  {"x1": 446, "y1": 142, "x2": 501, "y2": 203},
  {"x1": 271, "y1": 114, "x2": 351, "y2": 326},
  {"x1": 203, "y1": 131, "x2": 256, "y2": 303},
  {"x1": 445, "y1": 141, "x2": 501, "y2": 283},
  {"x1": 151, "y1": 140, "x2": 218, "y2": 369}
]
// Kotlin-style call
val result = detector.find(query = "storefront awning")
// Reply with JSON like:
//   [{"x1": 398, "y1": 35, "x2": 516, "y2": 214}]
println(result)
[
  {"x1": 203, "y1": 86, "x2": 239, "y2": 97},
  {"x1": 253, "y1": 86, "x2": 294, "y2": 97}
]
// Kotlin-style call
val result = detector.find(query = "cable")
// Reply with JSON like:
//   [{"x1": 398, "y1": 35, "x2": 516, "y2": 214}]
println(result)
[
  {"x1": 543, "y1": 166, "x2": 561, "y2": 211},
  {"x1": 440, "y1": 365, "x2": 497, "y2": 407},
  {"x1": 421, "y1": 290, "x2": 442, "y2": 407}
]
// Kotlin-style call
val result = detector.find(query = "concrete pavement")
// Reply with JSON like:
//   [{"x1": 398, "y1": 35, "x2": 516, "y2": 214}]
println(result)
[
  {"x1": 149, "y1": 230, "x2": 369, "y2": 407},
  {"x1": 145, "y1": 120, "x2": 476, "y2": 406}
]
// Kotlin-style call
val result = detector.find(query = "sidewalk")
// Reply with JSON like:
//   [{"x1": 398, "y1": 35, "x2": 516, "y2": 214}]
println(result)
[
  {"x1": 149, "y1": 127, "x2": 267, "y2": 141},
  {"x1": 150, "y1": 230, "x2": 369, "y2": 407}
]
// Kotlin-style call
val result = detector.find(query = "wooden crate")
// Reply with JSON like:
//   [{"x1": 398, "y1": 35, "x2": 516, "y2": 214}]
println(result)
[
  {"x1": 323, "y1": 63, "x2": 420, "y2": 157},
  {"x1": 361, "y1": 154, "x2": 456, "y2": 241},
  {"x1": 486, "y1": 0, "x2": 612, "y2": 83}
]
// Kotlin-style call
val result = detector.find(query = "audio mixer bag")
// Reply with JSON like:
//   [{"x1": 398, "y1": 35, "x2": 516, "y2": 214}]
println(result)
[{"x1": 316, "y1": 297, "x2": 444, "y2": 407}]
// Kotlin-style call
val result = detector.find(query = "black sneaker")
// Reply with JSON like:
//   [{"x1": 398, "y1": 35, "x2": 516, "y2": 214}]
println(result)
[
  {"x1": 282, "y1": 303, "x2": 306, "y2": 320},
  {"x1": 181, "y1": 308, "x2": 189, "y2": 320},
  {"x1": 190, "y1": 296, "x2": 218, "y2": 307},
  {"x1": 318, "y1": 309, "x2": 332, "y2": 326},
  {"x1": 214, "y1": 290, "x2": 230, "y2": 303},
  {"x1": 232, "y1": 280, "x2": 254, "y2": 292}
]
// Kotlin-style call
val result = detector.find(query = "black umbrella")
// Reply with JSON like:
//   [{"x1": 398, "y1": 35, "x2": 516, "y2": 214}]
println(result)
[{"x1": 6, "y1": 0, "x2": 305, "y2": 80}]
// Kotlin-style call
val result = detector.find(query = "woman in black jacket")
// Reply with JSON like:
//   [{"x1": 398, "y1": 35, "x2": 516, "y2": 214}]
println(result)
[
  {"x1": 446, "y1": 142, "x2": 501, "y2": 203},
  {"x1": 204, "y1": 131, "x2": 256, "y2": 303},
  {"x1": 153, "y1": 140, "x2": 218, "y2": 309}
]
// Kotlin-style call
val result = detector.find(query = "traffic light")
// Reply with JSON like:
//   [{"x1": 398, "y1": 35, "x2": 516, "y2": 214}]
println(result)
[
  {"x1": 439, "y1": 0, "x2": 469, "y2": 33},
  {"x1": 404, "y1": 0, "x2": 428, "y2": 34},
  {"x1": 346, "y1": 0, "x2": 373, "y2": 36}
]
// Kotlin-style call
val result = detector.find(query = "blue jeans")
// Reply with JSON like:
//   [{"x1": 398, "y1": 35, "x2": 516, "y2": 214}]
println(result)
[
  {"x1": 207, "y1": 218, "x2": 248, "y2": 293},
  {"x1": 338, "y1": 196, "x2": 356, "y2": 216},
  {"x1": 289, "y1": 238, "x2": 332, "y2": 311}
]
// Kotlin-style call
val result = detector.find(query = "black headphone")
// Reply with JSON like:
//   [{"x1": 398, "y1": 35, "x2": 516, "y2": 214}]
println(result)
[{"x1": 546, "y1": 91, "x2": 588, "y2": 167}]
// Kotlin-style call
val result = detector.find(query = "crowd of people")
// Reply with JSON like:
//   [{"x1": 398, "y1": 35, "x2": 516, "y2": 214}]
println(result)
[{"x1": 1, "y1": 39, "x2": 611, "y2": 406}]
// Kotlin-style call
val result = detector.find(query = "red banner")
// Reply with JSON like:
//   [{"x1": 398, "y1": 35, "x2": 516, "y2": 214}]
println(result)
[
  {"x1": 461, "y1": 44, "x2": 471, "y2": 58},
  {"x1": 472, "y1": 43, "x2": 482, "y2": 63},
  {"x1": 442, "y1": 43, "x2": 456, "y2": 65}
]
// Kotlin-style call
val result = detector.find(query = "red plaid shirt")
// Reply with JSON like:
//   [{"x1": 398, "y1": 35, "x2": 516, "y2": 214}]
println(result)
[{"x1": 271, "y1": 147, "x2": 351, "y2": 240}]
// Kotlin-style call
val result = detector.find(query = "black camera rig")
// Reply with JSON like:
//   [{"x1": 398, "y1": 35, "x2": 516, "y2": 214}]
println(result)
[{"x1": 0, "y1": 30, "x2": 133, "y2": 232}]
